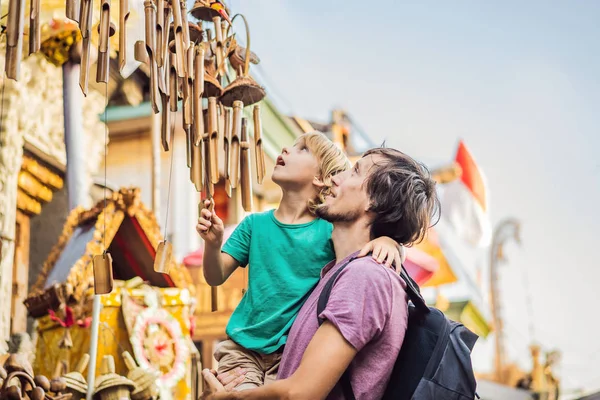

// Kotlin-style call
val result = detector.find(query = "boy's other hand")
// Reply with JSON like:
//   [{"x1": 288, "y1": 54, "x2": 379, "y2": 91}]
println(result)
[
  {"x1": 358, "y1": 236, "x2": 406, "y2": 270},
  {"x1": 197, "y1": 200, "x2": 225, "y2": 245}
]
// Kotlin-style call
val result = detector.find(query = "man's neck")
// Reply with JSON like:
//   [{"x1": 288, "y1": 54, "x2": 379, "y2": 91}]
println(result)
[
  {"x1": 274, "y1": 187, "x2": 316, "y2": 224},
  {"x1": 331, "y1": 220, "x2": 372, "y2": 264}
]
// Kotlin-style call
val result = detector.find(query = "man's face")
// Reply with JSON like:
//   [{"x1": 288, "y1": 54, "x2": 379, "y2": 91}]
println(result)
[{"x1": 316, "y1": 154, "x2": 383, "y2": 223}]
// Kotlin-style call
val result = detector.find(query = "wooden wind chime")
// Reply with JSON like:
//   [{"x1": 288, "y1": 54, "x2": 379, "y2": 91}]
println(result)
[{"x1": 2, "y1": 0, "x2": 266, "y2": 310}]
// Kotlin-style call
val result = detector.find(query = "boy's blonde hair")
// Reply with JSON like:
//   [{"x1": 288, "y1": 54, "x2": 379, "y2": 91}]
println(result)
[{"x1": 296, "y1": 131, "x2": 351, "y2": 214}]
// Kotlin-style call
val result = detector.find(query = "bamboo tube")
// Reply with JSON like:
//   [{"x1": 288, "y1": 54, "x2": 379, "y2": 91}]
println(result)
[
  {"x1": 144, "y1": 0, "x2": 159, "y2": 113},
  {"x1": 180, "y1": 0, "x2": 190, "y2": 48},
  {"x1": 202, "y1": 114, "x2": 214, "y2": 198},
  {"x1": 66, "y1": 0, "x2": 80, "y2": 22},
  {"x1": 183, "y1": 44, "x2": 194, "y2": 128},
  {"x1": 223, "y1": 107, "x2": 232, "y2": 198},
  {"x1": 5, "y1": 0, "x2": 25, "y2": 80},
  {"x1": 208, "y1": 97, "x2": 219, "y2": 184},
  {"x1": 160, "y1": 95, "x2": 170, "y2": 151},
  {"x1": 29, "y1": 0, "x2": 41, "y2": 55},
  {"x1": 169, "y1": 51, "x2": 178, "y2": 112},
  {"x1": 230, "y1": 100, "x2": 243, "y2": 189},
  {"x1": 212, "y1": 16, "x2": 223, "y2": 76},
  {"x1": 118, "y1": 0, "x2": 130, "y2": 72},
  {"x1": 191, "y1": 139, "x2": 203, "y2": 192},
  {"x1": 93, "y1": 253, "x2": 113, "y2": 294},
  {"x1": 193, "y1": 45, "x2": 205, "y2": 146},
  {"x1": 79, "y1": 0, "x2": 93, "y2": 94},
  {"x1": 185, "y1": 126, "x2": 192, "y2": 168},
  {"x1": 253, "y1": 105, "x2": 266, "y2": 184},
  {"x1": 240, "y1": 118, "x2": 253, "y2": 212},
  {"x1": 96, "y1": 0, "x2": 112, "y2": 83},
  {"x1": 156, "y1": 0, "x2": 165, "y2": 67},
  {"x1": 171, "y1": 0, "x2": 185, "y2": 77}
]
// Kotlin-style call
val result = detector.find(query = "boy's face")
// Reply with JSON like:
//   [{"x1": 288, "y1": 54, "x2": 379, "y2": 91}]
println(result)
[{"x1": 272, "y1": 138, "x2": 320, "y2": 188}]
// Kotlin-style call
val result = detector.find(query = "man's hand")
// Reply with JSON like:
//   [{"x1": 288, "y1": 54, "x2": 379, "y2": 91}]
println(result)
[
  {"x1": 197, "y1": 200, "x2": 225, "y2": 245},
  {"x1": 217, "y1": 367, "x2": 247, "y2": 391},
  {"x1": 200, "y1": 369, "x2": 227, "y2": 399},
  {"x1": 358, "y1": 236, "x2": 406, "y2": 269}
]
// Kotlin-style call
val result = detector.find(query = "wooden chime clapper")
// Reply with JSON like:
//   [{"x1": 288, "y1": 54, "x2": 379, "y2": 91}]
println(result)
[
  {"x1": 240, "y1": 117, "x2": 253, "y2": 212},
  {"x1": 29, "y1": 0, "x2": 41, "y2": 55},
  {"x1": 5, "y1": 0, "x2": 25, "y2": 80},
  {"x1": 229, "y1": 100, "x2": 243, "y2": 189},
  {"x1": 118, "y1": 0, "x2": 130, "y2": 72},
  {"x1": 153, "y1": 238, "x2": 173, "y2": 274},
  {"x1": 253, "y1": 105, "x2": 266, "y2": 184},
  {"x1": 97, "y1": 0, "x2": 115, "y2": 84},
  {"x1": 93, "y1": 252, "x2": 114, "y2": 294}
]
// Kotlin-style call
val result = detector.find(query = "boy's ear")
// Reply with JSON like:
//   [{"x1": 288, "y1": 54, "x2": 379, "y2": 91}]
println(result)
[{"x1": 313, "y1": 176, "x2": 326, "y2": 188}]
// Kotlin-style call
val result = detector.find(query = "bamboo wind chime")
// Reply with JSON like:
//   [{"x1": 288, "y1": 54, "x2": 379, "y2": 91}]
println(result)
[{"x1": 1, "y1": 0, "x2": 267, "y2": 311}]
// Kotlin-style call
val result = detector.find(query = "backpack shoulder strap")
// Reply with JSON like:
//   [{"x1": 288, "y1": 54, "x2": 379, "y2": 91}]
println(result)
[{"x1": 317, "y1": 257, "x2": 355, "y2": 326}]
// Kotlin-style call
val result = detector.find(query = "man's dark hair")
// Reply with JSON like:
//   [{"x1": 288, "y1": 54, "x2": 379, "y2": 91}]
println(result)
[{"x1": 363, "y1": 147, "x2": 440, "y2": 245}]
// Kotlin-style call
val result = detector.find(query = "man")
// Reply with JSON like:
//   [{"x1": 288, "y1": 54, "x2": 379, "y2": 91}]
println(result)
[{"x1": 203, "y1": 147, "x2": 440, "y2": 400}]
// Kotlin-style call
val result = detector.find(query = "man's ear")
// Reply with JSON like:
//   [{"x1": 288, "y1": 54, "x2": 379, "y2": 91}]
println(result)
[{"x1": 313, "y1": 176, "x2": 326, "y2": 188}]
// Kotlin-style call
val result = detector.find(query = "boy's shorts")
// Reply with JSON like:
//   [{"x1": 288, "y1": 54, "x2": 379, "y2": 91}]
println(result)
[{"x1": 214, "y1": 339, "x2": 283, "y2": 391}]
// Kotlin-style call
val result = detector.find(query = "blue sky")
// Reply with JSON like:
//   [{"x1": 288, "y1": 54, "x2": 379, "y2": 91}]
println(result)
[{"x1": 227, "y1": 0, "x2": 600, "y2": 395}]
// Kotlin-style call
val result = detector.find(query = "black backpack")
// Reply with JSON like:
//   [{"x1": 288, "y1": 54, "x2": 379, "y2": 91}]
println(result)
[{"x1": 317, "y1": 257, "x2": 479, "y2": 400}]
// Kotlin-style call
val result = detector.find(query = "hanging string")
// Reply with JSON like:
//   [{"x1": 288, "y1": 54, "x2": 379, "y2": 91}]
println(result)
[
  {"x1": 0, "y1": 32, "x2": 6, "y2": 148},
  {"x1": 103, "y1": 82, "x2": 108, "y2": 252},
  {"x1": 163, "y1": 111, "x2": 175, "y2": 239}
]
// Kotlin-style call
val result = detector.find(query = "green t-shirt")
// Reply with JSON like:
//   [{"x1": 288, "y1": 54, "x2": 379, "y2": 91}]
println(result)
[{"x1": 222, "y1": 209, "x2": 335, "y2": 354}]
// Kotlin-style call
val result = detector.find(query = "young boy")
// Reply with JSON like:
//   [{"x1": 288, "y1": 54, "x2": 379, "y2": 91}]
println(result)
[{"x1": 197, "y1": 132, "x2": 402, "y2": 391}]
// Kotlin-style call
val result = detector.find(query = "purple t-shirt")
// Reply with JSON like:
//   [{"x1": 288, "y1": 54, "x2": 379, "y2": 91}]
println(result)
[{"x1": 277, "y1": 252, "x2": 409, "y2": 400}]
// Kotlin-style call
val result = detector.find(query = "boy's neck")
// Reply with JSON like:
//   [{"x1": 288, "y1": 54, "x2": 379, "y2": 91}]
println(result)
[
  {"x1": 275, "y1": 188, "x2": 315, "y2": 224},
  {"x1": 331, "y1": 220, "x2": 371, "y2": 264}
]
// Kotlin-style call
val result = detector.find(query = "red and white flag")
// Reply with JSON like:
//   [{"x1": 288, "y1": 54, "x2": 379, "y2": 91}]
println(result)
[{"x1": 441, "y1": 140, "x2": 491, "y2": 247}]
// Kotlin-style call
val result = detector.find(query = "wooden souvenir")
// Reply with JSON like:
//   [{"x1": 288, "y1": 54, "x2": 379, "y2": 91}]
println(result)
[
  {"x1": 93, "y1": 252, "x2": 113, "y2": 295},
  {"x1": 193, "y1": 45, "x2": 205, "y2": 146},
  {"x1": 207, "y1": 97, "x2": 219, "y2": 185},
  {"x1": 29, "y1": 0, "x2": 41, "y2": 55},
  {"x1": 223, "y1": 107, "x2": 232, "y2": 197},
  {"x1": 171, "y1": 0, "x2": 185, "y2": 77},
  {"x1": 66, "y1": 0, "x2": 80, "y2": 22},
  {"x1": 154, "y1": 240, "x2": 173, "y2": 274},
  {"x1": 240, "y1": 118, "x2": 253, "y2": 212},
  {"x1": 122, "y1": 352, "x2": 159, "y2": 400},
  {"x1": 144, "y1": 0, "x2": 160, "y2": 113},
  {"x1": 229, "y1": 100, "x2": 242, "y2": 189},
  {"x1": 253, "y1": 105, "x2": 266, "y2": 184},
  {"x1": 93, "y1": 355, "x2": 135, "y2": 400},
  {"x1": 63, "y1": 354, "x2": 89, "y2": 400},
  {"x1": 119, "y1": 0, "x2": 130, "y2": 72},
  {"x1": 228, "y1": 44, "x2": 260, "y2": 74},
  {"x1": 220, "y1": 14, "x2": 265, "y2": 107},
  {"x1": 202, "y1": 30, "x2": 223, "y2": 98},
  {"x1": 5, "y1": 0, "x2": 25, "y2": 80}
]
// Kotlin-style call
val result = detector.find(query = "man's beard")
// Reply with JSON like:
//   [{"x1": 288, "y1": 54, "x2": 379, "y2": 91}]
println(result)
[{"x1": 315, "y1": 204, "x2": 360, "y2": 223}]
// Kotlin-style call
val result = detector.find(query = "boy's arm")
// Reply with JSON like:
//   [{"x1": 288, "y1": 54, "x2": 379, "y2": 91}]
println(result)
[
  {"x1": 203, "y1": 321, "x2": 357, "y2": 400},
  {"x1": 203, "y1": 243, "x2": 241, "y2": 286},
  {"x1": 198, "y1": 202, "x2": 252, "y2": 286}
]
